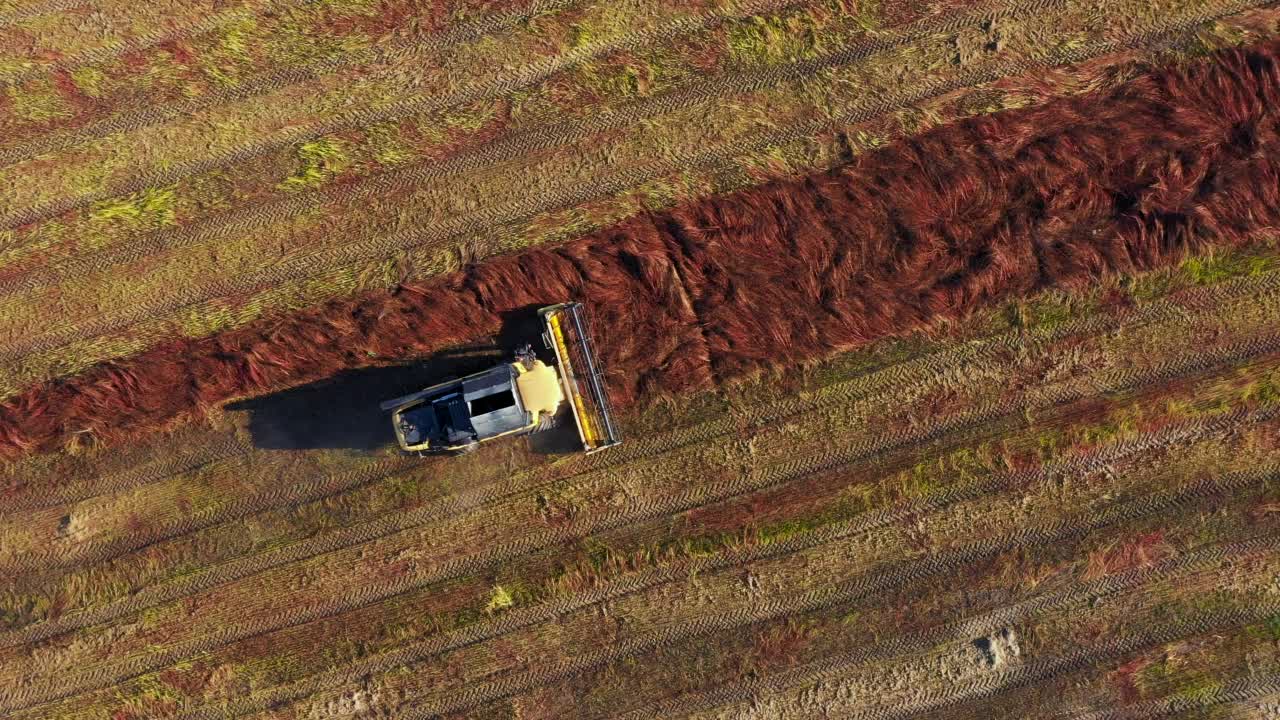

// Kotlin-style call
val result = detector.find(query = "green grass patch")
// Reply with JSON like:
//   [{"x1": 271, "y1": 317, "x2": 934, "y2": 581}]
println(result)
[
  {"x1": 365, "y1": 121, "x2": 415, "y2": 166},
  {"x1": 89, "y1": 186, "x2": 178, "y2": 228},
  {"x1": 1247, "y1": 612, "x2": 1280, "y2": 642},
  {"x1": 1130, "y1": 240, "x2": 1280, "y2": 299},
  {"x1": 726, "y1": 10, "x2": 823, "y2": 65},
  {"x1": 1181, "y1": 250, "x2": 1276, "y2": 285},
  {"x1": 4, "y1": 83, "x2": 71, "y2": 123},
  {"x1": 757, "y1": 515, "x2": 826, "y2": 546},
  {"x1": 1004, "y1": 289, "x2": 1097, "y2": 331},
  {"x1": 485, "y1": 585, "x2": 515, "y2": 613},
  {"x1": 70, "y1": 66, "x2": 106, "y2": 98},
  {"x1": 279, "y1": 137, "x2": 352, "y2": 190}
]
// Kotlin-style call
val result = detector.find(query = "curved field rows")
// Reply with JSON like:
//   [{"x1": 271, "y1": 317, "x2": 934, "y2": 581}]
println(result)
[
  {"x1": 383, "y1": 467, "x2": 1280, "y2": 718},
  {"x1": 170, "y1": 435, "x2": 1272, "y2": 720},
  {"x1": 682, "y1": 585, "x2": 1280, "y2": 720}
]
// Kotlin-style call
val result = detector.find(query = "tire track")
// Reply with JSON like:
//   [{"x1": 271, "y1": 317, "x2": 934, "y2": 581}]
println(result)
[
  {"x1": 0, "y1": 434, "x2": 251, "y2": 517},
  {"x1": 1060, "y1": 677, "x2": 1280, "y2": 720},
  {"x1": 175, "y1": 455, "x2": 1279, "y2": 720},
  {"x1": 0, "y1": 0, "x2": 297, "y2": 88},
  {"x1": 0, "y1": 0, "x2": 802, "y2": 231},
  {"x1": 5, "y1": 328, "x2": 1276, "y2": 714},
  {"x1": 0, "y1": 450, "x2": 424, "y2": 576},
  {"x1": 3, "y1": 271, "x2": 1268, "y2": 649},
  {"x1": 0, "y1": 0, "x2": 586, "y2": 168},
  {"x1": 391, "y1": 466, "x2": 1280, "y2": 719},
  {"x1": 0, "y1": 0, "x2": 1067, "y2": 297},
  {"x1": 839, "y1": 604, "x2": 1280, "y2": 720},
  {"x1": 618, "y1": 534, "x2": 1280, "y2": 720},
  {"x1": 0, "y1": 0, "x2": 81, "y2": 28},
  {"x1": 0, "y1": 0, "x2": 1262, "y2": 366}
]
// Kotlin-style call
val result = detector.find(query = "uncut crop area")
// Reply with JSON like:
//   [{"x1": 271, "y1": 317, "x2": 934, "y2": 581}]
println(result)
[{"x1": 5, "y1": 0, "x2": 1280, "y2": 717}]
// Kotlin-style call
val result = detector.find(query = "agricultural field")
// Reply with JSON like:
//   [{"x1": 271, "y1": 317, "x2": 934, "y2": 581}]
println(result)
[{"x1": 2, "y1": 0, "x2": 1280, "y2": 717}]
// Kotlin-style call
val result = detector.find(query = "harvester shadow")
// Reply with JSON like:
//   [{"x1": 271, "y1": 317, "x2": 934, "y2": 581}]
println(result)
[
  {"x1": 225, "y1": 304, "x2": 583, "y2": 454},
  {"x1": 224, "y1": 346, "x2": 506, "y2": 452}
]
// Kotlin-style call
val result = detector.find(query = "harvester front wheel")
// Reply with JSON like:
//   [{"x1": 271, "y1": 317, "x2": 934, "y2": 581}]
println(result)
[{"x1": 536, "y1": 411, "x2": 561, "y2": 433}]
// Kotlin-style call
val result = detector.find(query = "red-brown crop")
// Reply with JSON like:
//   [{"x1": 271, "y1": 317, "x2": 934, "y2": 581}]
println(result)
[{"x1": 3, "y1": 38, "x2": 1280, "y2": 461}]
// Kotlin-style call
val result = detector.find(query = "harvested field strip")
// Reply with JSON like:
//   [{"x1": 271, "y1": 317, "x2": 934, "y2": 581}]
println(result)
[
  {"x1": 2, "y1": 30, "x2": 1279, "y2": 460},
  {"x1": 609, "y1": 536, "x2": 1280, "y2": 719},
  {"x1": 666, "y1": 558, "x2": 1280, "y2": 720},
  {"x1": 5, "y1": 339, "x2": 1275, "y2": 715},
  {"x1": 0, "y1": 432, "x2": 252, "y2": 515},
  {"x1": 295, "y1": 509, "x2": 1277, "y2": 719},
  {"x1": 0, "y1": 0, "x2": 1068, "y2": 299},
  {"x1": 0, "y1": 0, "x2": 569, "y2": 163},
  {"x1": 1063, "y1": 677, "x2": 1280, "y2": 720},
  {"x1": 835, "y1": 607, "x2": 1280, "y2": 720},
  {"x1": 2, "y1": 273, "x2": 1272, "y2": 653},
  {"x1": 18, "y1": 401, "x2": 1278, "y2": 719},
  {"x1": 0, "y1": 0, "x2": 1267, "y2": 380},
  {"x1": 602, "y1": 548, "x2": 1280, "y2": 719},
  {"x1": 0, "y1": 0, "x2": 293, "y2": 86},
  {"x1": 0, "y1": 0, "x2": 803, "y2": 230},
  {"x1": 471, "y1": 456, "x2": 1280, "y2": 718},
  {"x1": 384, "y1": 468, "x2": 1280, "y2": 718}
]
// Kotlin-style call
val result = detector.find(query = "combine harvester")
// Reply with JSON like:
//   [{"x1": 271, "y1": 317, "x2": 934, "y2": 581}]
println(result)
[{"x1": 380, "y1": 303, "x2": 621, "y2": 455}]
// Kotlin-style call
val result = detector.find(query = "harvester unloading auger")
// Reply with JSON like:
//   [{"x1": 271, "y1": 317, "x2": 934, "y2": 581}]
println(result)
[{"x1": 380, "y1": 302, "x2": 622, "y2": 455}]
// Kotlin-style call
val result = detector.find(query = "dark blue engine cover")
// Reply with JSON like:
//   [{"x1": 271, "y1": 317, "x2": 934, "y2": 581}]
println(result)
[{"x1": 398, "y1": 392, "x2": 475, "y2": 447}]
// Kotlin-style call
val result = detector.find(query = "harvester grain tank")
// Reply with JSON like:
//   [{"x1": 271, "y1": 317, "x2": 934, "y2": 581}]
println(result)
[{"x1": 379, "y1": 303, "x2": 621, "y2": 455}]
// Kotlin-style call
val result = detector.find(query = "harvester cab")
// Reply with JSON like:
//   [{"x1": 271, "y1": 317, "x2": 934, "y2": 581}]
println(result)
[{"x1": 379, "y1": 302, "x2": 621, "y2": 456}]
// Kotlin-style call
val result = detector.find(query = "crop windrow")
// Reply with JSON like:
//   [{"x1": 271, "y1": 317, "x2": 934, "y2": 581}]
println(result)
[{"x1": 1, "y1": 35, "x2": 1279, "y2": 461}]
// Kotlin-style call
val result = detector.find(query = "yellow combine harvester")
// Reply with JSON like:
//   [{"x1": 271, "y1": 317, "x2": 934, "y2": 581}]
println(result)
[{"x1": 380, "y1": 303, "x2": 621, "y2": 455}]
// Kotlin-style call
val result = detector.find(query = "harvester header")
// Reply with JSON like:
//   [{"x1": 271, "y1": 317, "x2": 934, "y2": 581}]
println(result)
[{"x1": 540, "y1": 302, "x2": 622, "y2": 454}]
